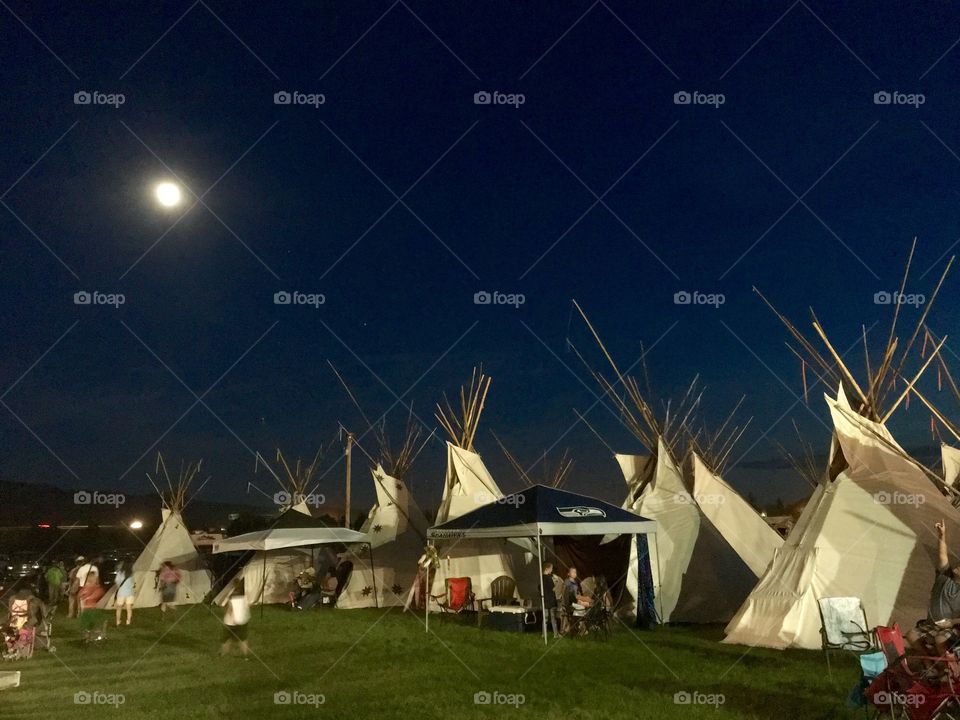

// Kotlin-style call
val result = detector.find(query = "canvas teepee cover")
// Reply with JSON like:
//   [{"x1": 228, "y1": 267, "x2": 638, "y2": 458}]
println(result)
[
  {"x1": 337, "y1": 464, "x2": 428, "y2": 608},
  {"x1": 429, "y1": 442, "x2": 527, "y2": 604},
  {"x1": 618, "y1": 438, "x2": 781, "y2": 623},
  {"x1": 99, "y1": 508, "x2": 212, "y2": 608},
  {"x1": 724, "y1": 388, "x2": 960, "y2": 650}
]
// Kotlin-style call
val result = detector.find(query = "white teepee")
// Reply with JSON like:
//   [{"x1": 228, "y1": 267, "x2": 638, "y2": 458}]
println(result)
[
  {"x1": 724, "y1": 387, "x2": 960, "y2": 649},
  {"x1": 617, "y1": 438, "x2": 781, "y2": 623},
  {"x1": 99, "y1": 508, "x2": 212, "y2": 608},
  {"x1": 428, "y1": 442, "x2": 529, "y2": 605},
  {"x1": 100, "y1": 456, "x2": 212, "y2": 609},
  {"x1": 337, "y1": 464, "x2": 428, "y2": 608}
]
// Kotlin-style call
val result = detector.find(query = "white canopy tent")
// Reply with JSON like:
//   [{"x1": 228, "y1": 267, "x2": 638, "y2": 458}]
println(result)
[{"x1": 212, "y1": 508, "x2": 370, "y2": 609}]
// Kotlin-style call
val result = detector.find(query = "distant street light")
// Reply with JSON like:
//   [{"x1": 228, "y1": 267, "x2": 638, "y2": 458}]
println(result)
[{"x1": 129, "y1": 519, "x2": 144, "y2": 530}]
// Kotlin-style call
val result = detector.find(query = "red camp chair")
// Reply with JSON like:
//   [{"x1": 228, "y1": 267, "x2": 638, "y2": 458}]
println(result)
[
  {"x1": 865, "y1": 624, "x2": 960, "y2": 720},
  {"x1": 431, "y1": 577, "x2": 475, "y2": 621}
]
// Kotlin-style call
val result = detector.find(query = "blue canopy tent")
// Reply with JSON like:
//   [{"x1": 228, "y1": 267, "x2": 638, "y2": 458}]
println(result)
[{"x1": 426, "y1": 484, "x2": 658, "y2": 644}]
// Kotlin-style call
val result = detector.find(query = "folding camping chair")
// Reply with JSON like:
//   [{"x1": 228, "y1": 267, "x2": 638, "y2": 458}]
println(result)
[
  {"x1": 431, "y1": 577, "x2": 475, "y2": 622},
  {"x1": 818, "y1": 596, "x2": 875, "y2": 673}
]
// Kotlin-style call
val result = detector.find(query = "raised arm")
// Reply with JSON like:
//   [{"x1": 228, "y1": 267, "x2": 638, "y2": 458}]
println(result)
[{"x1": 937, "y1": 520, "x2": 949, "y2": 572}]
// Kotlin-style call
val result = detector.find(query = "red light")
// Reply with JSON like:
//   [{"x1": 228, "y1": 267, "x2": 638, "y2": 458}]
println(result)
[{"x1": 37, "y1": 523, "x2": 51, "y2": 529}]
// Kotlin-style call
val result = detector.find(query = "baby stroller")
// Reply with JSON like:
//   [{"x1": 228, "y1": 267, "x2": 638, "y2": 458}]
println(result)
[{"x1": 2, "y1": 595, "x2": 54, "y2": 660}]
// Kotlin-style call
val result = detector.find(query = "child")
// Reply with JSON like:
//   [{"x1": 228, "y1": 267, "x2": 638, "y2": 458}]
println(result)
[{"x1": 219, "y1": 581, "x2": 250, "y2": 658}]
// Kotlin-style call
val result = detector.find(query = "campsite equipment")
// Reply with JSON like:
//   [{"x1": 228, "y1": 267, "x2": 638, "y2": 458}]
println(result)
[
  {"x1": 0, "y1": 671, "x2": 20, "y2": 690},
  {"x1": 818, "y1": 596, "x2": 874, "y2": 672},
  {"x1": 427, "y1": 484, "x2": 656, "y2": 644},
  {"x1": 98, "y1": 454, "x2": 212, "y2": 609},
  {"x1": 863, "y1": 624, "x2": 960, "y2": 720},
  {"x1": 432, "y1": 577, "x2": 476, "y2": 621}
]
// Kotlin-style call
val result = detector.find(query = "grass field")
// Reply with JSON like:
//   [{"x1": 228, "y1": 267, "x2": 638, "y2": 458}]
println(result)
[{"x1": 2, "y1": 605, "x2": 864, "y2": 719}]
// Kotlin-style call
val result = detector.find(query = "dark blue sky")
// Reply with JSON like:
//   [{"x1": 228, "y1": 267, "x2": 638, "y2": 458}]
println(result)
[{"x1": 2, "y1": 1, "x2": 960, "y2": 514}]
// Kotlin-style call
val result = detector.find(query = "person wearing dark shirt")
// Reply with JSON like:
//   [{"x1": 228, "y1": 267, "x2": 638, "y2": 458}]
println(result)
[{"x1": 541, "y1": 563, "x2": 560, "y2": 639}]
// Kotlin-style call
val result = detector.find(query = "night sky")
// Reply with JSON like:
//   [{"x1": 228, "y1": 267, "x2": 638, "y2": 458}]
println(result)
[{"x1": 3, "y1": 1, "x2": 960, "y2": 516}]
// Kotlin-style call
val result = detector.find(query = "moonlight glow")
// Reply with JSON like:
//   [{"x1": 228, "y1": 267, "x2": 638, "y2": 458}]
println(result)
[{"x1": 155, "y1": 182, "x2": 182, "y2": 207}]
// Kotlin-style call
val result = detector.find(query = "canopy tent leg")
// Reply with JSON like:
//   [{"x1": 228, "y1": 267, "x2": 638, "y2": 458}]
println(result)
[
  {"x1": 537, "y1": 532, "x2": 547, "y2": 645},
  {"x1": 260, "y1": 550, "x2": 267, "y2": 619},
  {"x1": 425, "y1": 561, "x2": 429, "y2": 634},
  {"x1": 368, "y1": 543, "x2": 378, "y2": 609}
]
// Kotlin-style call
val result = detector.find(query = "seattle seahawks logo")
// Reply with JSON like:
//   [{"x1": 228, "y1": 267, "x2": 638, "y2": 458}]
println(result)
[{"x1": 557, "y1": 506, "x2": 606, "y2": 518}]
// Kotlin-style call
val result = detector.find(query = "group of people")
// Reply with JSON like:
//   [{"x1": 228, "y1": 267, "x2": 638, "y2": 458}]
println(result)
[
  {"x1": 540, "y1": 562, "x2": 611, "y2": 638},
  {"x1": 292, "y1": 565, "x2": 341, "y2": 609}
]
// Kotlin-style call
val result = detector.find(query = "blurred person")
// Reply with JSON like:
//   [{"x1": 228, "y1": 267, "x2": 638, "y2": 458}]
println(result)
[
  {"x1": 44, "y1": 561, "x2": 65, "y2": 607},
  {"x1": 219, "y1": 580, "x2": 251, "y2": 658},
  {"x1": 158, "y1": 561, "x2": 181, "y2": 613},
  {"x1": 113, "y1": 559, "x2": 135, "y2": 626},
  {"x1": 67, "y1": 557, "x2": 85, "y2": 618}
]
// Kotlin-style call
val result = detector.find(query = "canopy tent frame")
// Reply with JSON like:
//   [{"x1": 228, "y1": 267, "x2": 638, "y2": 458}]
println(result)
[
  {"x1": 424, "y1": 485, "x2": 658, "y2": 644},
  {"x1": 214, "y1": 525, "x2": 375, "y2": 616}
]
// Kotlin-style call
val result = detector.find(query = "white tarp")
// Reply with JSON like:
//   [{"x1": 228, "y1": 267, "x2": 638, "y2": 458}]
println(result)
[
  {"x1": 337, "y1": 465, "x2": 428, "y2": 609},
  {"x1": 99, "y1": 509, "x2": 212, "y2": 608},
  {"x1": 724, "y1": 388, "x2": 960, "y2": 649},
  {"x1": 213, "y1": 526, "x2": 365, "y2": 552}
]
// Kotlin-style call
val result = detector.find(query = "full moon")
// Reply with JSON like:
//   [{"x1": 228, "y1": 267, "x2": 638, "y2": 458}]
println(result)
[{"x1": 155, "y1": 182, "x2": 182, "y2": 207}]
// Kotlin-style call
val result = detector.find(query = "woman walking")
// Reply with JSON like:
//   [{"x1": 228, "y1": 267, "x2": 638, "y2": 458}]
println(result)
[
  {"x1": 157, "y1": 561, "x2": 181, "y2": 613},
  {"x1": 114, "y1": 559, "x2": 135, "y2": 626}
]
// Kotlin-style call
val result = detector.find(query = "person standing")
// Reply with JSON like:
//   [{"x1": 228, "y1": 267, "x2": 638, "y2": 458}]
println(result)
[
  {"x1": 219, "y1": 581, "x2": 251, "y2": 658},
  {"x1": 77, "y1": 557, "x2": 105, "y2": 641},
  {"x1": 67, "y1": 557, "x2": 84, "y2": 618},
  {"x1": 114, "y1": 559, "x2": 135, "y2": 626},
  {"x1": 541, "y1": 562, "x2": 560, "y2": 639},
  {"x1": 44, "y1": 562, "x2": 65, "y2": 608},
  {"x1": 157, "y1": 561, "x2": 181, "y2": 613}
]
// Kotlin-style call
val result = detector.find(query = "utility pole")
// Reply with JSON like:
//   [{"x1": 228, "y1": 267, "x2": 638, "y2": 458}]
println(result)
[{"x1": 344, "y1": 431, "x2": 354, "y2": 528}]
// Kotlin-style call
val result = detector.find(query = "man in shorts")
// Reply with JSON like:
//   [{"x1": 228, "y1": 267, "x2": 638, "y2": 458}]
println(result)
[{"x1": 907, "y1": 520, "x2": 960, "y2": 655}]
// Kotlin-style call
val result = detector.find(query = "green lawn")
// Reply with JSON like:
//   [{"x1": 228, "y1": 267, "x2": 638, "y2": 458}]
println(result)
[{"x1": 2, "y1": 605, "x2": 863, "y2": 719}]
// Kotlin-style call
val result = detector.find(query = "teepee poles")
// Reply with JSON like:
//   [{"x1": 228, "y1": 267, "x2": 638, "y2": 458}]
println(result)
[{"x1": 436, "y1": 367, "x2": 491, "y2": 451}]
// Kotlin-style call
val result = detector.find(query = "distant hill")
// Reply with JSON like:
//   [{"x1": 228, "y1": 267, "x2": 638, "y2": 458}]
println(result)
[{"x1": 0, "y1": 478, "x2": 273, "y2": 530}]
